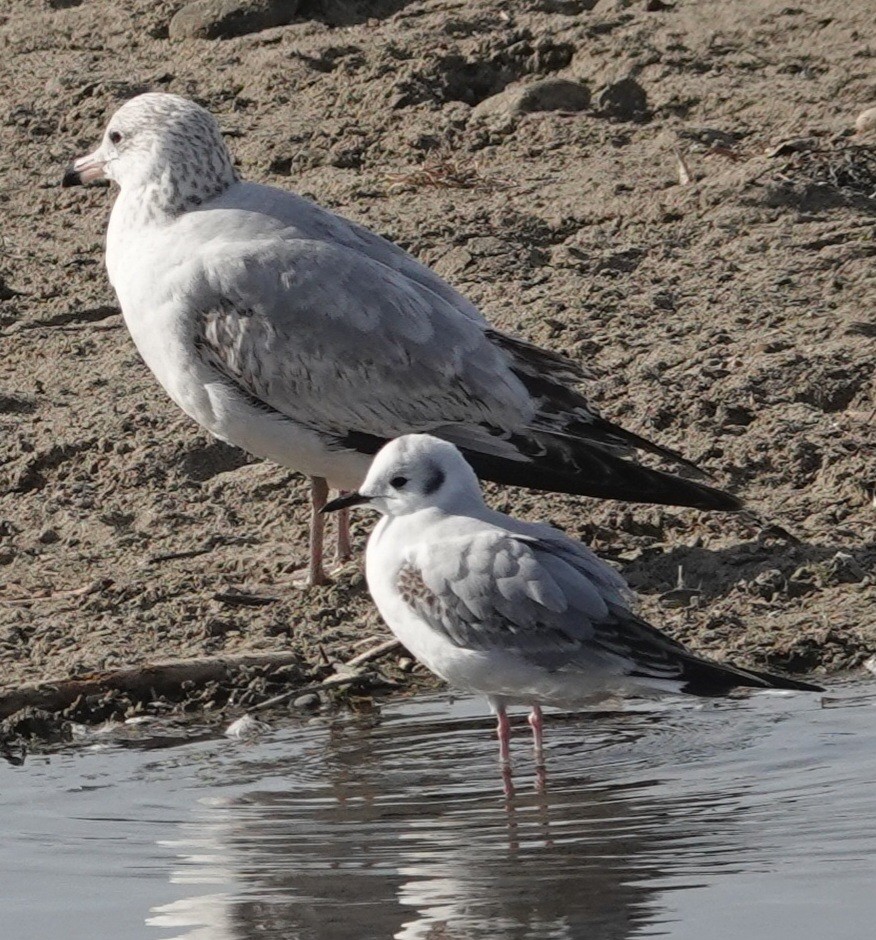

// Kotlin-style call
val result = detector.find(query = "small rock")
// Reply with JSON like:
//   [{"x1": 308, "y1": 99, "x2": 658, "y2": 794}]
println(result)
[
  {"x1": 0, "y1": 275, "x2": 23, "y2": 301},
  {"x1": 720, "y1": 404, "x2": 755, "y2": 427},
  {"x1": 38, "y1": 528, "x2": 60, "y2": 545},
  {"x1": 474, "y1": 78, "x2": 591, "y2": 119},
  {"x1": 595, "y1": 78, "x2": 649, "y2": 121},
  {"x1": 535, "y1": 1, "x2": 599, "y2": 13},
  {"x1": 855, "y1": 106, "x2": 876, "y2": 135},
  {"x1": 293, "y1": 693, "x2": 320, "y2": 709},
  {"x1": 787, "y1": 567, "x2": 819, "y2": 598},
  {"x1": 748, "y1": 568, "x2": 785, "y2": 600},
  {"x1": 224, "y1": 714, "x2": 268, "y2": 739},
  {"x1": 397, "y1": 657, "x2": 415, "y2": 672},
  {"x1": 205, "y1": 617, "x2": 236, "y2": 637},
  {"x1": 658, "y1": 587, "x2": 701, "y2": 609},
  {"x1": 169, "y1": 0, "x2": 300, "y2": 41},
  {"x1": 677, "y1": 126, "x2": 744, "y2": 150},
  {"x1": 0, "y1": 741, "x2": 26, "y2": 767},
  {"x1": 863, "y1": 655, "x2": 876, "y2": 678},
  {"x1": 765, "y1": 137, "x2": 818, "y2": 158},
  {"x1": 822, "y1": 551, "x2": 867, "y2": 585}
]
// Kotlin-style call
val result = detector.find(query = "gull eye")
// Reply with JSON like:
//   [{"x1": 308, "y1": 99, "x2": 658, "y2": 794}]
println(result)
[
  {"x1": 109, "y1": 130, "x2": 123, "y2": 145},
  {"x1": 390, "y1": 475, "x2": 409, "y2": 489}
]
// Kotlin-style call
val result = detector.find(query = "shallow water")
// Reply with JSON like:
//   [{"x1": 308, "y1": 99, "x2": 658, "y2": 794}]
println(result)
[{"x1": 2, "y1": 684, "x2": 875, "y2": 940}]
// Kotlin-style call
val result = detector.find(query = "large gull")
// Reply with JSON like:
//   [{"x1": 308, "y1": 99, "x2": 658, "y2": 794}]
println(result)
[
  {"x1": 63, "y1": 92, "x2": 741, "y2": 585},
  {"x1": 323, "y1": 435, "x2": 822, "y2": 782}
]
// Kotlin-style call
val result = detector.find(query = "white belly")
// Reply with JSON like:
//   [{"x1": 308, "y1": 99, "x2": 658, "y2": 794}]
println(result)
[{"x1": 111, "y1": 254, "x2": 370, "y2": 489}]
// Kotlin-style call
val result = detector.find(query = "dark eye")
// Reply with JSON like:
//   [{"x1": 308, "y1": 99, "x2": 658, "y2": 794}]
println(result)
[
  {"x1": 109, "y1": 130, "x2": 123, "y2": 145},
  {"x1": 390, "y1": 475, "x2": 409, "y2": 489}
]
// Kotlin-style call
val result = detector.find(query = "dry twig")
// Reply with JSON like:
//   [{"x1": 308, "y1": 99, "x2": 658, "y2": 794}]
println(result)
[
  {"x1": 250, "y1": 638, "x2": 401, "y2": 712},
  {"x1": 383, "y1": 156, "x2": 509, "y2": 194},
  {"x1": 0, "y1": 579, "x2": 110, "y2": 607},
  {"x1": 673, "y1": 147, "x2": 693, "y2": 185}
]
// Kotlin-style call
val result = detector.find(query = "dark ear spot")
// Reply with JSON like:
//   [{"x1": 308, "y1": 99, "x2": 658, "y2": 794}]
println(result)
[{"x1": 423, "y1": 464, "x2": 445, "y2": 496}]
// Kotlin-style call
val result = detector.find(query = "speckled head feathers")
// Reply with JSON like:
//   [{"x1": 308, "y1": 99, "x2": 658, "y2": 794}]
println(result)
[{"x1": 79, "y1": 92, "x2": 239, "y2": 216}]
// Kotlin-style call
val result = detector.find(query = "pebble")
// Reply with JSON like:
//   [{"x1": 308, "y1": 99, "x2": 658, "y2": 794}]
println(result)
[
  {"x1": 224, "y1": 713, "x2": 268, "y2": 738},
  {"x1": 474, "y1": 78, "x2": 591, "y2": 119},
  {"x1": 823, "y1": 551, "x2": 867, "y2": 585},
  {"x1": 293, "y1": 693, "x2": 320, "y2": 709},
  {"x1": 855, "y1": 106, "x2": 876, "y2": 135},
  {"x1": 595, "y1": 77, "x2": 648, "y2": 121},
  {"x1": 169, "y1": 0, "x2": 301, "y2": 41}
]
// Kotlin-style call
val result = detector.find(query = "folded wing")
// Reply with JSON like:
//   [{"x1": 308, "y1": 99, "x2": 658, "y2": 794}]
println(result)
[
  {"x1": 190, "y1": 235, "x2": 741, "y2": 509},
  {"x1": 400, "y1": 532, "x2": 821, "y2": 693}
]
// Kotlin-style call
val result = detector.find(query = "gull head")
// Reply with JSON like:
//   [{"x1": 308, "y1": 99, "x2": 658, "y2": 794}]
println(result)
[
  {"x1": 323, "y1": 434, "x2": 485, "y2": 518},
  {"x1": 62, "y1": 92, "x2": 238, "y2": 215}
]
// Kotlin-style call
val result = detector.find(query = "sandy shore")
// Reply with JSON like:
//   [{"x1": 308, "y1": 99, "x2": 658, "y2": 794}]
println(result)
[{"x1": 1, "y1": 0, "x2": 873, "y2": 736}]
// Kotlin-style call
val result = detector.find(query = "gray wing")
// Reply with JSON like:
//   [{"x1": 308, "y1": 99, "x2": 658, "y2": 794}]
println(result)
[
  {"x1": 401, "y1": 532, "x2": 690, "y2": 678},
  {"x1": 189, "y1": 236, "x2": 534, "y2": 445},
  {"x1": 219, "y1": 181, "x2": 488, "y2": 326},
  {"x1": 493, "y1": 509, "x2": 634, "y2": 609},
  {"x1": 182, "y1": 198, "x2": 739, "y2": 512}
]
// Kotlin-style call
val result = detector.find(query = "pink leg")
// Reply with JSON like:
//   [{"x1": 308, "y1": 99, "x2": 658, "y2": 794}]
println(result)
[
  {"x1": 496, "y1": 706, "x2": 512, "y2": 766},
  {"x1": 334, "y1": 491, "x2": 352, "y2": 564},
  {"x1": 307, "y1": 476, "x2": 330, "y2": 587},
  {"x1": 528, "y1": 704, "x2": 546, "y2": 769},
  {"x1": 502, "y1": 761, "x2": 516, "y2": 804}
]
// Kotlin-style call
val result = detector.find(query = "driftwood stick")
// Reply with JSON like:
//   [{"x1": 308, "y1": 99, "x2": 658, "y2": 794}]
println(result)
[
  {"x1": 0, "y1": 579, "x2": 110, "y2": 607},
  {"x1": 0, "y1": 651, "x2": 304, "y2": 721},
  {"x1": 346, "y1": 637, "x2": 400, "y2": 667}
]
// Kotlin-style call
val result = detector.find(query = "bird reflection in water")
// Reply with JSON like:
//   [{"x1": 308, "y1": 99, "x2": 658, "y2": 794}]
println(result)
[{"x1": 147, "y1": 698, "x2": 748, "y2": 940}]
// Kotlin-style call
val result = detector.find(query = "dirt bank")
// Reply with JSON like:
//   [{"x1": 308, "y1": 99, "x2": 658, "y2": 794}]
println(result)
[{"x1": 1, "y1": 0, "x2": 873, "y2": 736}]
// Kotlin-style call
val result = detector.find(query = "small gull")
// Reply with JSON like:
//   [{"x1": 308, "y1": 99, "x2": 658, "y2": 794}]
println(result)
[
  {"x1": 323, "y1": 435, "x2": 823, "y2": 779},
  {"x1": 64, "y1": 93, "x2": 742, "y2": 586}
]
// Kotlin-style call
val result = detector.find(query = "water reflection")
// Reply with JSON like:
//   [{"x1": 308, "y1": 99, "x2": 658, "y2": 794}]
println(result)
[
  {"x1": 149, "y1": 698, "x2": 768, "y2": 940},
  {"x1": 6, "y1": 688, "x2": 872, "y2": 940}
]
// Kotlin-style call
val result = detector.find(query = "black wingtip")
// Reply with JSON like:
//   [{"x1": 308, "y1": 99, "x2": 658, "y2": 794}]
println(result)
[
  {"x1": 678, "y1": 656, "x2": 824, "y2": 696},
  {"x1": 462, "y1": 439, "x2": 744, "y2": 512}
]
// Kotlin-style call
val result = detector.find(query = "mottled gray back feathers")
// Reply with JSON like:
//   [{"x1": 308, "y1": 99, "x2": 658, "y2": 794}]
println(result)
[
  {"x1": 191, "y1": 237, "x2": 534, "y2": 442},
  {"x1": 396, "y1": 532, "x2": 656, "y2": 673}
]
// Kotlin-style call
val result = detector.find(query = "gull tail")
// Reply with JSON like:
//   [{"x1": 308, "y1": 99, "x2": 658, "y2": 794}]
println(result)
[
  {"x1": 671, "y1": 654, "x2": 824, "y2": 696},
  {"x1": 599, "y1": 606, "x2": 823, "y2": 696},
  {"x1": 483, "y1": 330, "x2": 740, "y2": 508},
  {"x1": 461, "y1": 431, "x2": 743, "y2": 512}
]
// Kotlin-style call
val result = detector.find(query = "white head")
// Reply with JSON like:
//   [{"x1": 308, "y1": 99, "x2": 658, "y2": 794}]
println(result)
[
  {"x1": 324, "y1": 435, "x2": 485, "y2": 518},
  {"x1": 62, "y1": 93, "x2": 238, "y2": 216}
]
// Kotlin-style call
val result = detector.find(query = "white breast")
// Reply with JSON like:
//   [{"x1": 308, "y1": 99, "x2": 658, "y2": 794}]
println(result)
[{"x1": 104, "y1": 207, "x2": 370, "y2": 488}]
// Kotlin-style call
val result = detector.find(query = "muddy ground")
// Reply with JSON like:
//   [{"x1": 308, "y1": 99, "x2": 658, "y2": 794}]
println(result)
[{"x1": 0, "y1": 0, "x2": 873, "y2": 734}]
